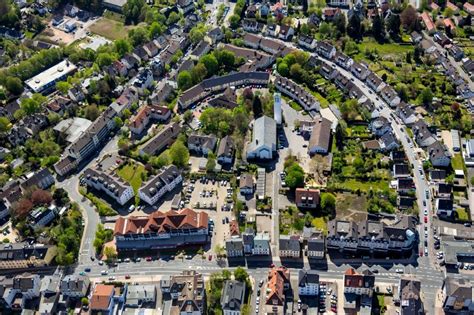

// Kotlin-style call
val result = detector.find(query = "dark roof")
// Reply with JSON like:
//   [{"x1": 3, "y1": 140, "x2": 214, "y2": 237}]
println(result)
[
  {"x1": 279, "y1": 235, "x2": 300, "y2": 252},
  {"x1": 217, "y1": 136, "x2": 234, "y2": 158},
  {"x1": 138, "y1": 165, "x2": 181, "y2": 200},
  {"x1": 394, "y1": 164, "x2": 410, "y2": 176},
  {"x1": 430, "y1": 169, "x2": 447, "y2": 181},
  {"x1": 141, "y1": 122, "x2": 181, "y2": 156},
  {"x1": 221, "y1": 280, "x2": 245, "y2": 311},
  {"x1": 307, "y1": 237, "x2": 325, "y2": 252},
  {"x1": 438, "y1": 183, "x2": 453, "y2": 195},
  {"x1": 298, "y1": 269, "x2": 319, "y2": 287}
]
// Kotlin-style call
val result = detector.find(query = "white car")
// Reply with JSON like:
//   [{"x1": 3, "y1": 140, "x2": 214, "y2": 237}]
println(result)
[
  {"x1": 101, "y1": 270, "x2": 108, "y2": 275},
  {"x1": 424, "y1": 209, "x2": 428, "y2": 216}
]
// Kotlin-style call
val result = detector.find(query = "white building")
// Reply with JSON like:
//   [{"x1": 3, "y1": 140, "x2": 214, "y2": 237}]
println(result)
[
  {"x1": 83, "y1": 168, "x2": 134, "y2": 205},
  {"x1": 25, "y1": 60, "x2": 77, "y2": 93},
  {"x1": 138, "y1": 165, "x2": 182, "y2": 206},
  {"x1": 298, "y1": 270, "x2": 319, "y2": 296},
  {"x1": 246, "y1": 116, "x2": 277, "y2": 160},
  {"x1": 274, "y1": 92, "x2": 282, "y2": 125}
]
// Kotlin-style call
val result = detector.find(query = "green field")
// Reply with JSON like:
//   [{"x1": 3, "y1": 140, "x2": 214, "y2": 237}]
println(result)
[
  {"x1": 89, "y1": 18, "x2": 142, "y2": 40},
  {"x1": 451, "y1": 153, "x2": 464, "y2": 170},
  {"x1": 339, "y1": 179, "x2": 389, "y2": 192},
  {"x1": 116, "y1": 163, "x2": 147, "y2": 193}
]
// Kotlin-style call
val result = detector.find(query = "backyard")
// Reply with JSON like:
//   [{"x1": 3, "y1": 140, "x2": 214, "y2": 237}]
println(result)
[
  {"x1": 89, "y1": 17, "x2": 142, "y2": 40},
  {"x1": 116, "y1": 162, "x2": 147, "y2": 193}
]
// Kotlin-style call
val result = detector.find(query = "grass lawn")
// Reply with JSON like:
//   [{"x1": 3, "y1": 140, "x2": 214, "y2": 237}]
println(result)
[
  {"x1": 309, "y1": 90, "x2": 330, "y2": 108},
  {"x1": 89, "y1": 18, "x2": 141, "y2": 40},
  {"x1": 456, "y1": 208, "x2": 470, "y2": 222},
  {"x1": 356, "y1": 38, "x2": 414, "y2": 56},
  {"x1": 339, "y1": 179, "x2": 389, "y2": 192},
  {"x1": 116, "y1": 163, "x2": 147, "y2": 193},
  {"x1": 289, "y1": 101, "x2": 304, "y2": 112},
  {"x1": 311, "y1": 217, "x2": 328, "y2": 235},
  {"x1": 451, "y1": 153, "x2": 464, "y2": 170}
]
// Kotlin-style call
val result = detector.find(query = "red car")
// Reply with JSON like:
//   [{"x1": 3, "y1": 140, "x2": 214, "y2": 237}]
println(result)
[
  {"x1": 270, "y1": 263, "x2": 275, "y2": 268},
  {"x1": 424, "y1": 216, "x2": 428, "y2": 223},
  {"x1": 145, "y1": 256, "x2": 152, "y2": 261},
  {"x1": 208, "y1": 255, "x2": 212, "y2": 261},
  {"x1": 419, "y1": 250, "x2": 423, "y2": 257},
  {"x1": 125, "y1": 275, "x2": 130, "y2": 279}
]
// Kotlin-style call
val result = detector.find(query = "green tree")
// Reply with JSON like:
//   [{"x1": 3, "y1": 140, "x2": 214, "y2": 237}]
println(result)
[
  {"x1": 114, "y1": 39, "x2": 132, "y2": 57},
  {"x1": 104, "y1": 246, "x2": 117, "y2": 262},
  {"x1": 56, "y1": 81, "x2": 72, "y2": 94},
  {"x1": 123, "y1": 0, "x2": 146, "y2": 24},
  {"x1": 0, "y1": 117, "x2": 11, "y2": 133},
  {"x1": 178, "y1": 71, "x2": 193, "y2": 90},
  {"x1": 129, "y1": 27, "x2": 149, "y2": 46},
  {"x1": 96, "y1": 53, "x2": 115, "y2": 68},
  {"x1": 372, "y1": 13, "x2": 385, "y2": 42},
  {"x1": 229, "y1": 14, "x2": 240, "y2": 29},
  {"x1": 149, "y1": 21, "x2": 164, "y2": 38},
  {"x1": 169, "y1": 140, "x2": 190, "y2": 167},
  {"x1": 5, "y1": 77, "x2": 23, "y2": 95},
  {"x1": 419, "y1": 87, "x2": 433, "y2": 105},
  {"x1": 206, "y1": 154, "x2": 216, "y2": 173},
  {"x1": 189, "y1": 24, "x2": 206, "y2": 44},
  {"x1": 191, "y1": 63, "x2": 207, "y2": 83},
  {"x1": 84, "y1": 105, "x2": 100, "y2": 121},
  {"x1": 234, "y1": 267, "x2": 249, "y2": 283},
  {"x1": 20, "y1": 94, "x2": 46, "y2": 115},
  {"x1": 215, "y1": 49, "x2": 235, "y2": 68},
  {"x1": 333, "y1": 13, "x2": 346, "y2": 37},
  {"x1": 400, "y1": 5, "x2": 418, "y2": 31},
  {"x1": 285, "y1": 163, "x2": 305, "y2": 190},
  {"x1": 347, "y1": 14, "x2": 362, "y2": 40},
  {"x1": 321, "y1": 192, "x2": 336, "y2": 212},
  {"x1": 167, "y1": 11, "x2": 180, "y2": 25},
  {"x1": 386, "y1": 14, "x2": 401, "y2": 38},
  {"x1": 277, "y1": 62, "x2": 290, "y2": 77},
  {"x1": 199, "y1": 54, "x2": 219, "y2": 76},
  {"x1": 151, "y1": 151, "x2": 171, "y2": 168}
]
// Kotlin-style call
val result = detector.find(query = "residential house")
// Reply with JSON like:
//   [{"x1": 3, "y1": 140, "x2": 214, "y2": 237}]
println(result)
[
  {"x1": 308, "y1": 117, "x2": 332, "y2": 155},
  {"x1": 191, "y1": 41, "x2": 211, "y2": 60},
  {"x1": 253, "y1": 233, "x2": 270, "y2": 256},
  {"x1": 226, "y1": 238, "x2": 244, "y2": 257},
  {"x1": 298, "y1": 34, "x2": 317, "y2": 50},
  {"x1": 242, "y1": 19, "x2": 264, "y2": 33},
  {"x1": 446, "y1": 1, "x2": 459, "y2": 14},
  {"x1": 463, "y1": 2, "x2": 474, "y2": 15},
  {"x1": 380, "y1": 85, "x2": 401, "y2": 107},
  {"x1": 128, "y1": 104, "x2": 171, "y2": 135},
  {"x1": 295, "y1": 188, "x2": 320, "y2": 209},
  {"x1": 307, "y1": 13, "x2": 321, "y2": 27},
  {"x1": 138, "y1": 165, "x2": 182, "y2": 206},
  {"x1": 83, "y1": 168, "x2": 134, "y2": 206},
  {"x1": 246, "y1": 5, "x2": 257, "y2": 18},
  {"x1": 90, "y1": 284, "x2": 115, "y2": 315},
  {"x1": 139, "y1": 122, "x2": 181, "y2": 156},
  {"x1": 265, "y1": 267, "x2": 290, "y2": 315},
  {"x1": 397, "y1": 178, "x2": 415, "y2": 193},
  {"x1": 319, "y1": 61, "x2": 337, "y2": 80},
  {"x1": 114, "y1": 208, "x2": 209, "y2": 252},
  {"x1": 242, "y1": 228, "x2": 255, "y2": 255},
  {"x1": 279, "y1": 235, "x2": 301, "y2": 258},
  {"x1": 434, "y1": 32, "x2": 451, "y2": 47},
  {"x1": 188, "y1": 134, "x2": 217, "y2": 156},
  {"x1": 274, "y1": 75, "x2": 320, "y2": 112},
  {"x1": 60, "y1": 275, "x2": 90, "y2": 298},
  {"x1": 333, "y1": 51, "x2": 353, "y2": 70},
  {"x1": 398, "y1": 278, "x2": 424, "y2": 315},
  {"x1": 278, "y1": 24, "x2": 294, "y2": 41},
  {"x1": 246, "y1": 116, "x2": 277, "y2": 160},
  {"x1": 21, "y1": 168, "x2": 54, "y2": 191},
  {"x1": 327, "y1": 217, "x2": 417, "y2": 255},
  {"x1": 217, "y1": 136, "x2": 234, "y2": 165},
  {"x1": 177, "y1": 0, "x2": 194, "y2": 15},
  {"x1": 421, "y1": 12, "x2": 436, "y2": 34},
  {"x1": 207, "y1": 27, "x2": 224, "y2": 45},
  {"x1": 298, "y1": 269, "x2": 319, "y2": 296},
  {"x1": 428, "y1": 141, "x2": 451, "y2": 167},
  {"x1": 365, "y1": 72, "x2": 386, "y2": 92},
  {"x1": 442, "y1": 277, "x2": 474, "y2": 315},
  {"x1": 370, "y1": 116, "x2": 391, "y2": 137},
  {"x1": 307, "y1": 234, "x2": 325, "y2": 260},
  {"x1": 393, "y1": 164, "x2": 411, "y2": 178},
  {"x1": 351, "y1": 61, "x2": 370, "y2": 80},
  {"x1": 125, "y1": 285, "x2": 156, "y2": 308},
  {"x1": 436, "y1": 183, "x2": 453, "y2": 198},
  {"x1": 436, "y1": 198, "x2": 454, "y2": 217},
  {"x1": 323, "y1": 7, "x2": 342, "y2": 21},
  {"x1": 343, "y1": 268, "x2": 375, "y2": 314},
  {"x1": 413, "y1": 120, "x2": 436, "y2": 147},
  {"x1": 28, "y1": 206, "x2": 57, "y2": 230},
  {"x1": 411, "y1": 31, "x2": 423, "y2": 44},
  {"x1": 316, "y1": 41, "x2": 336, "y2": 59},
  {"x1": 221, "y1": 281, "x2": 245, "y2": 315},
  {"x1": 162, "y1": 271, "x2": 206, "y2": 315},
  {"x1": 240, "y1": 174, "x2": 254, "y2": 196},
  {"x1": 396, "y1": 102, "x2": 417, "y2": 125},
  {"x1": 143, "y1": 41, "x2": 160, "y2": 58},
  {"x1": 448, "y1": 44, "x2": 464, "y2": 61},
  {"x1": 380, "y1": 132, "x2": 400, "y2": 151}
]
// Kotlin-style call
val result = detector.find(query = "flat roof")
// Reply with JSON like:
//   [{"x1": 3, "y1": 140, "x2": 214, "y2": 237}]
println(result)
[{"x1": 25, "y1": 60, "x2": 77, "y2": 92}]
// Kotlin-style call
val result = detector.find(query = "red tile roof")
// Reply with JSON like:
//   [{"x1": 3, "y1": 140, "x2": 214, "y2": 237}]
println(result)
[
  {"x1": 129, "y1": 104, "x2": 170, "y2": 129},
  {"x1": 421, "y1": 12, "x2": 435, "y2": 31},
  {"x1": 90, "y1": 284, "x2": 114, "y2": 311},
  {"x1": 266, "y1": 267, "x2": 290, "y2": 306},
  {"x1": 229, "y1": 220, "x2": 240, "y2": 236},
  {"x1": 114, "y1": 208, "x2": 208, "y2": 235}
]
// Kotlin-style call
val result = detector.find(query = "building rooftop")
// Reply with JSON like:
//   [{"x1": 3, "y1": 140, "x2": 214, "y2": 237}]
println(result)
[{"x1": 25, "y1": 60, "x2": 77, "y2": 92}]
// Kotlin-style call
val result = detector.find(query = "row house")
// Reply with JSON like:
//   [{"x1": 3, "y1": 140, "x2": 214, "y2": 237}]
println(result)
[
  {"x1": 279, "y1": 235, "x2": 301, "y2": 258},
  {"x1": 380, "y1": 85, "x2": 401, "y2": 107},
  {"x1": 319, "y1": 60, "x2": 337, "y2": 80},
  {"x1": 413, "y1": 120, "x2": 436, "y2": 147},
  {"x1": 60, "y1": 274, "x2": 90, "y2": 298},
  {"x1": 242, "y1": 19, "x2": 264, "y2": 33},
  {"x1": 265, "y1": 267, "x2": 291, "y2": 315},
  {"x1": 333, "y1": 51, "x2": 353, "y2": 70},
  {"x1": 365, "y1": 72, "x2": 386, "y2": 93},
  {"x1": 428, "y1": 141, "x2": 451, "y2": 168},
  {"x1": 139, "y1": 122, "x2": 181, "y2": 157},
  {"x1": 178, "y1": 71, "x2": 270, "y2": 110},
  {"x1": 396, "y1": 102, "x2": 417, "y2": 125},
  {"x1": 298, "y1": 34, "x2": 317, "y2": 50},
  {"x1": 351, "y1": 61, "x2": 370, "y2": 80},
  {"x1": 226, "y1": 238, "x2": 244, "y2": 257},
  {"x1": 344, "y1": 268, "x2": 375, "y2": 296},
  {"x1": 316, "y1": 41, "x2": 336, "y2": 59},
  {"x1": 161, "y1": 271, "x2": 206, "y2": 315},
  {"x1": 83, "y1": 168, "x2": 134, "y2": 205},
  {"x1": 298, "y1": 269, "x2": 319, "y2": 296},
  {"x1": 114, "y1": 208, "x2": 209, "y2": 252},
  {"x1": 327, "y1": 217, "x2": 417, "y2": 255},
  {"x1": 128, "y1": 104, "x2": 171, "y2": 135},
  {"x1": 138, "y1": 165, "x2": 182, "y2": 206},
  {"x1": 131, "y1": 69, "x2": 154, "y2": 94},
  {"x1": 370, "y1": 116, "x2": 392, "y2": 137},
  {"x1": 273, "y1": 74, "x2": 320, "y2": 112}
]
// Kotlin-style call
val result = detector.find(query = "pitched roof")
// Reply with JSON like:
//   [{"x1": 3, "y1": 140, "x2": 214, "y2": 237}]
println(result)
[
  {"x1": 90, "y1": 284, "x2": 114, "y2": 310},
  {"x1": 309, "y1": 117, "x2": 332, "y2": 151},
  {"x1": 221, "y1": 280, "x2": 245, "y2": 311}
]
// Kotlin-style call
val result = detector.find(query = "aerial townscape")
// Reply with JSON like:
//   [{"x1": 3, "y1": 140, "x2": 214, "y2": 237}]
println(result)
[{"x1": 0, "y1": 0, "x2": 474, "y2": 313}]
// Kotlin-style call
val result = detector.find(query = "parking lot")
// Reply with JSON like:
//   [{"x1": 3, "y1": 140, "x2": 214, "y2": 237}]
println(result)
[{"x1": 183, "y1": 177, "x2": 235, "y2": 250}]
